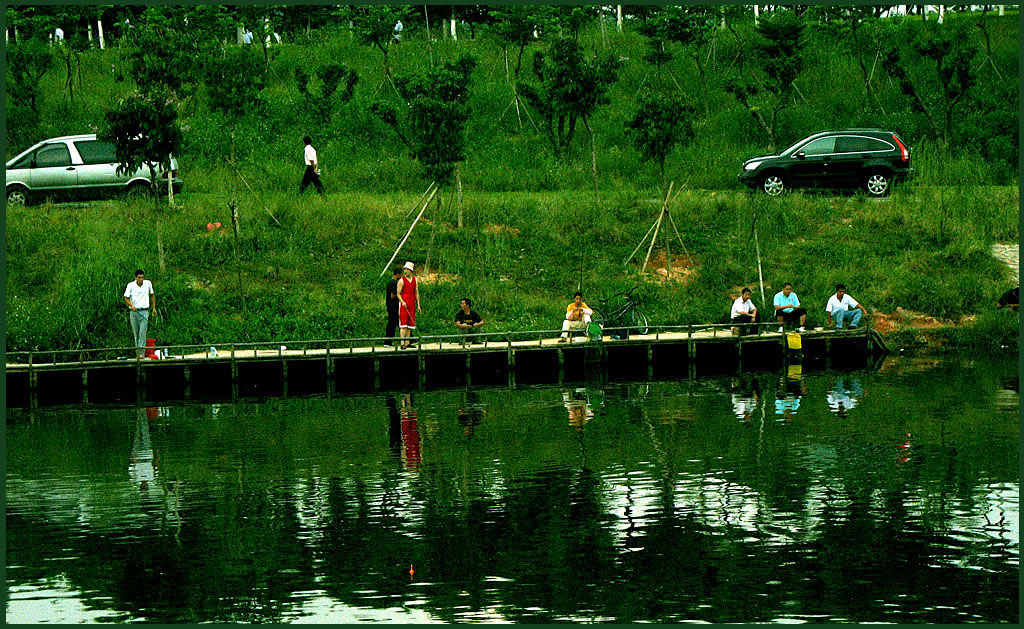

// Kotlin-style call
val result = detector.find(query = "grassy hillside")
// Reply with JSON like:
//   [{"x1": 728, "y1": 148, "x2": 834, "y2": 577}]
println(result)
[{"x1": 4, "y1": 13, "x2": 1020, "y2": 353}]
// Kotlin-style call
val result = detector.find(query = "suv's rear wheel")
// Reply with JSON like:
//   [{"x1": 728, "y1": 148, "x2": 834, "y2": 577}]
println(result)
[
  {"x1": 760, "y1": 173, "x2": 786, "y2": 196},
  {"x1": 7, "y1": 185, "x2": 29, "y2": 206},
  {"x1": 865, "y1": 170, "x2": 892, "y2": 197}
]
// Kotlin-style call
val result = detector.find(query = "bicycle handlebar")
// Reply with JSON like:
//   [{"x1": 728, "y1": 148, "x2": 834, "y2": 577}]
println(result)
[{"x1": 598, "y1": 285, "x2": 639, "y2": 305}]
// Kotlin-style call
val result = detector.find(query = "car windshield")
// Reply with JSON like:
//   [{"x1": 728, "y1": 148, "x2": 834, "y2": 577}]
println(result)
[{"x1": 781, "y1": 137, "x2": 813, "y2": 155}]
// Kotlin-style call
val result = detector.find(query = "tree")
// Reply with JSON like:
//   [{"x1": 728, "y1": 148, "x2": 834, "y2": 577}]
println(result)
[
  {"x1": 638, "y1": 6, "x2": 717, "y2": 113},
  {"x1": 205, "y1": 46, "x2": 266, "y2": 310},
  {"x1": 294, "y1": 63, "x2": 359, "y2": 127},
  {"x1": 100, "y1": 90, "x2": 183, "y2": 271},
  {"x1": 811, "y1": 6, "x2": 888, "y2": 115},
  {"x1": 882, "y1": 22, "x2": 977, "y2": 145},
  {"x1": 340, "y1": 5, "x2": 412, "y2": 92},
  {"x1": 626, "y1": 92, "x2": 696, "y2": 193},
  {"x1": 371, "y1": 55, "x2": 477, "y2": 226},
  {"x1": 485, "y1": 5, "x2": 549, "y2": 131},
  {"x1": 518, "y1": 37, "x2": 621, "y2": 199},
  {"x1": 486, "y1": 6, "x2": 548, "y2": 79},
  {"x1": 125, "y1": 24, "x2": 201, "y2": 100},
  {"x1": 724, "y1": 10, "x2": 806, "y2": 150},
  {"x1": 6, "y1": 39, "x2": 53, "y2": 123},
  {"x1": 518, "y1": 38, "x2": 621, "y2": 160}
]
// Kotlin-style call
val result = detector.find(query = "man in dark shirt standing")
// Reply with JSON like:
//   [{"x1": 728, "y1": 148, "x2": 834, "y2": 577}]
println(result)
[
  {"x1": 455, "y1": 297, "x2": 485, "y2": 344},
  {"x1": 384, "y1": 267, "x2": 401, "y2": 346}
]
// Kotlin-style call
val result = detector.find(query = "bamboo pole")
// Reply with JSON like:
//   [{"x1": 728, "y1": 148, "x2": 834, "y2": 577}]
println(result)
[
  {"x1": 641, "y1": 183, "x2": 673, "y2": 273},
  {"x1": 379, "y1": 184, "x2": 438, "y2": 277}
]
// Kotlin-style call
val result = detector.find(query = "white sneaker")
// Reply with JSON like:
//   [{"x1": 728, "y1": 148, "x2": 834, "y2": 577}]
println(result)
[
  {"x1": 798, "y1": 326, "x2": 806, "y2": 333},
  {"x1": 778, "y1": 327, "x2": 784, "y2": 333}
]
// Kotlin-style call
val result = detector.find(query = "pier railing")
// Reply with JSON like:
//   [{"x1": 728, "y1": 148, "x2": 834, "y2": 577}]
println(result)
[{"x1": 5, "y1": 321, "x2": 857, "y2": 369}]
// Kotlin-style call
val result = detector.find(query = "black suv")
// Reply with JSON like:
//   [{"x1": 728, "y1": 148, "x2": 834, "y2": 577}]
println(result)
[{"x1": 738, "y1": 129, "x2": 912, "y2": 197}]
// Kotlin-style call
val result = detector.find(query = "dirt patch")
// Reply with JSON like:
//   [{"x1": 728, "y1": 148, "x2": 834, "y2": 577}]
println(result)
[
  {"x1": 872, "y1": 307, "x2": 951, "y2": 334},
  {"x1": 484, "y1": 224, "x2": 521, "y2": 236},
  {"x1": 418, "y1": 271, "x2": 461, "y2": 285},
  {"x1": 640, "y1": 250, "x2": 699, "y2": 283}
]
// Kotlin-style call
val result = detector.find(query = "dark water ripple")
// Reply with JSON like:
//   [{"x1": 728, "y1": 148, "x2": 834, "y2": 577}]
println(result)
[{"x1": 6, "y1": 356, "x2": 1018, "y2": 623}]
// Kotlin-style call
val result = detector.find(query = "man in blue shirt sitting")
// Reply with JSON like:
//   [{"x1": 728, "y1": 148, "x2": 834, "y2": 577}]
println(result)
[{"x1": 773, "y1": 282, "x2": 807, "y2": 333}]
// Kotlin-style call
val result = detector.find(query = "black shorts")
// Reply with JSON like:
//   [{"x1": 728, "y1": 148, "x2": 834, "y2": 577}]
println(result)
[{"x1": 778, "y1": 307, "x2": 806, "y2": 322}]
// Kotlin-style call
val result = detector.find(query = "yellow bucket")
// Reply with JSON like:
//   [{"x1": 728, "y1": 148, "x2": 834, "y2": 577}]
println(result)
[{"x1": 786, "y1": 332, "x2": 802, "y2": 350}]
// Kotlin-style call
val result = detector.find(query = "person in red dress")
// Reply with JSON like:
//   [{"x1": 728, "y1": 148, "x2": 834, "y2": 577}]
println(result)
[{"x1": 396, "y1": 261, "x2": 421, "y2": 349}]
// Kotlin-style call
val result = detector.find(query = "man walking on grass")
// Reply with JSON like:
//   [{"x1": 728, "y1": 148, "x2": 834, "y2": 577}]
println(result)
[
  {"x1": 123, "y1": 270, "x2": 156, "y2": 358},
  {"x1": 299, "y1": 135, "x2": 323, "y2": 195}
]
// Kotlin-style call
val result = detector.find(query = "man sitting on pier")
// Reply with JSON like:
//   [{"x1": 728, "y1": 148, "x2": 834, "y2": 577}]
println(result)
[
  {"x1": 455, "y1": 297, "x2": 485, "y2": 344},
  {"x1": 730, "y1": 287, "x2": 759, "y2": 335},
  {"x1": 559, "y1": 292, "x2": 592, "y2": 343},
  {"x1": 825, "y1": 284, "x2": 868, "y2": 330},
  {"x1": 773, "y1": 283, "x2": 807, "y2": 333}
]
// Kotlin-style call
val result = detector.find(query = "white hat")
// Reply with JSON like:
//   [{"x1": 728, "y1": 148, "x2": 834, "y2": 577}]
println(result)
[{"x1": 403, "y1": 261, "x2": 415, "y2": 271}]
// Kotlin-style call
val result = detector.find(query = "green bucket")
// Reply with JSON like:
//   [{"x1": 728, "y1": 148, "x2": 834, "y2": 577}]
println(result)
[{"x1": 587, "y1": 321, "x2": 603, "y2": 341}]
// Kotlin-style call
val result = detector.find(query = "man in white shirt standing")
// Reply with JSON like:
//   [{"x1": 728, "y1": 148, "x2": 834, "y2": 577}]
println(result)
[
  {"x1": 299, "y1": 135, "x2": 323, "y2": 195},
  {"x1": 730, "y1": 287, "x2": 759, "y2": 335},
  {"x1": 825, "y1": 283, "x2": 867, "y2": 329},
  {"x1": 123, "y1": 270, "x2": 156, "y2": 358}
]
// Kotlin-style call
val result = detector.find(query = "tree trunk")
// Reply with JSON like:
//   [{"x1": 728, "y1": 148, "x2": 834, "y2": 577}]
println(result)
[
  {"x1": 423, "y1": 5, "x2": 434, "y2": 66},
  {"x1": 236, "y1": 25, "x2": 244, "y2": 45},
  {"x1": 97, "y1": 18, "x2": 104, "y2": 49},
  {"x1": 617, "y1": 5, "x2": 623, "y2": 32},
  {"x1": 424, "y1": 191, "x2": 441, "y2": 275},
  {"x1": 149, "y1": 165, "x2": 167, "y2": 272},
  {"x1": 583, "y1": 115, "x2": 599, "y2": 204},
  {"x1": 455, "y1": 165, "x2": 464, "y2": 229},
  {"x1": 167, "y1": 153, "x2": 174, "y2": 206}
]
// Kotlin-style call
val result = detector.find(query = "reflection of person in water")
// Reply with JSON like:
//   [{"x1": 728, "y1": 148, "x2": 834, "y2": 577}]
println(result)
[
  {"x1": 730, "y1": 377, "x2": 761, "y2": 423},
  {"x1": 827, "y1": 375, "x2": 864, "y2": 418},
  {"x1": 386, "y1": 394, "x2": 402, "y2": 456},
  {"x1": 399, "y1": 393, "x2": 421, "y2": 469},
  {"x1": 457, "y1": 391, "x2": 486, "y2": 437},
  {"x1": 563, "y1": 388, "x2": 594, "y2": 431},
  {"x1": 774, "y1": 368, "x2": 806, "y2": 423},
  {"x1": 129, "y1": 407, "x2": 157, "y2": 493}
]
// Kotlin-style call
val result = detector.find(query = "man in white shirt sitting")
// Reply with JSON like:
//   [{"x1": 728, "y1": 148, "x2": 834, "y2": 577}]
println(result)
[
  {"x1": 825, "y1": 283, "x2": 868, "y2": 330},
  {"x1": 730, "y1": 287, "x2": 759, "y2": 335}
]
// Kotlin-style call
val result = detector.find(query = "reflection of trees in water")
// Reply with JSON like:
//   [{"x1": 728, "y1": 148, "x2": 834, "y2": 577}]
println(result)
[
  {"x1": 8, "y1": 459, "x2": 1018, "y2": 622},
  {"x1": 6, "y1": 360, "x2": 1019, "y2": 623}
]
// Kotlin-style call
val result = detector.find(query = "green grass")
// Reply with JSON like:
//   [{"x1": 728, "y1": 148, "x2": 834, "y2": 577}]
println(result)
[
  {"x1": 5, "y1": 182, "x2": 1018, "y2": 352},
  {"x1": 5, "y1": 14, "x2": 1019, "y2": 352}
]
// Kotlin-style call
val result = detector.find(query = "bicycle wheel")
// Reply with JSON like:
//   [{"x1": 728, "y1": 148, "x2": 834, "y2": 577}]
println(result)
[{"x1": 629, "y1": 309, "x2": 650, "y2": 335}]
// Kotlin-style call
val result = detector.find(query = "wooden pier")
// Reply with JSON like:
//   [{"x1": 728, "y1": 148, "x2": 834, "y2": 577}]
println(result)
[{"x1": 5, "y1": 324, "x2": 886, "y2": 406}]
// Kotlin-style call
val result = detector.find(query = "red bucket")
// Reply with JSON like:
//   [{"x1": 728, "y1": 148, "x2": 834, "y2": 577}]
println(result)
[{"x1": 145, "y1": 338, "x2": 157, "y2": 359}]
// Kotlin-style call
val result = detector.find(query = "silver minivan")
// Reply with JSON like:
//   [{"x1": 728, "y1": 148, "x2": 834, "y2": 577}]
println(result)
[{"x1": 5, "y1": 134, "x2": 183, "y2": 205}]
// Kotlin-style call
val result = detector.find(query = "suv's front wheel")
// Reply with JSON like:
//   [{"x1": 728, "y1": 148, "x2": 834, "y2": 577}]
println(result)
[
  {"x1": 759, "y1": 173, "x2": 786, "y2": 196},
  {"x1": 865, "y1": 170, "x2": 892, "y2": 197}
]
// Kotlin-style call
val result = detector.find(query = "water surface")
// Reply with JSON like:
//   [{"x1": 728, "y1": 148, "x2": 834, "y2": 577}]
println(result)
[{"x1": 6, "y1": 355, "x2": 1018, "y2": 623}]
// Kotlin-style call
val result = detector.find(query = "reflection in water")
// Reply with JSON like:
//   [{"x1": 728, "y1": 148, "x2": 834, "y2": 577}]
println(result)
[
  {"x1": 129, "y1": 408, "x2": 156, "y2": 494},
  {"x1": 5, "y1": 357, "x2": 1019, "y2": 623},
  {"x1": 826, "y1": 375, "x2": 864, "y2": 417},
  {"x1": 774, "y1": 365, "x2": 806, "y2": 422}
]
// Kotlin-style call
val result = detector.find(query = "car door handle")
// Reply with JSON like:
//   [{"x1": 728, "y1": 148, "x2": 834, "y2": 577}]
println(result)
[{"x1": 65, "y1": 167, "x2": 76, "y2": 171}]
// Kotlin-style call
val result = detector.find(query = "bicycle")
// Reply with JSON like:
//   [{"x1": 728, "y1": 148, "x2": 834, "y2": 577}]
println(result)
[{"x1": 592, "y1": 285, "x2": 650, "y2": 337}]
